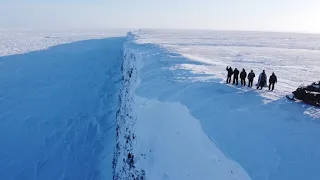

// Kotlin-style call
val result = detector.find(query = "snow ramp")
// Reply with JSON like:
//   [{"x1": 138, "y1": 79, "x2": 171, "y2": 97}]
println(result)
[{"x1": 114, "y1": 30, "x2": 320, "y2": 180}]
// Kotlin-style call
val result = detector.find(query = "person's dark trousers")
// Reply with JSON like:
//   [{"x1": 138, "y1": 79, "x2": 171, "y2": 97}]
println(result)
[
  {"x1": 269, "y1": 83, "x2": 275, "y2": 91},
  {"x1": 241, "y1": 79, "x2": 246, "y2": 86},
  {"x1": 233, "y1": 77, "x2": 238, "y2": 85},
  {"x1": 248, "y1": 80, "x2": 253, "y2": 87},
  {"x1": 227, "y1": 76, "x2": 231, "y2": 83}
]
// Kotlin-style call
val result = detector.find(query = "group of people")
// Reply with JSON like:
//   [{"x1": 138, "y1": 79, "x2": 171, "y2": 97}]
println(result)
[{"x1": 226, "y1": 66, "x2": 278, "y2": 91}]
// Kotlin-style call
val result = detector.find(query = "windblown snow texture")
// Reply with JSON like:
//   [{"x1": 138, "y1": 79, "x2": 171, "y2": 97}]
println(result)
[{"x1": 122, "y1": 30, "x2": 320, "y2": 180}]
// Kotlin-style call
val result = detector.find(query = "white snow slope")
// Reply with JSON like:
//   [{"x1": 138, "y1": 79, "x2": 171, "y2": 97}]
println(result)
[
  {"x1": 115, "y1": 30, "x2": 320, "y2": 180},
  {"x1": 0, "y1": 30, "x2": 127, "y2": 180},
  {"x1": 1, "y1": 29, "x2": 320, "y2": 180}
]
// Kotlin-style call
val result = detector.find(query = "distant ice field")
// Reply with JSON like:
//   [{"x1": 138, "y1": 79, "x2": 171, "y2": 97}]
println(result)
[{"x1": 0, "y1": 29, "x2": 128, "y2": 56}]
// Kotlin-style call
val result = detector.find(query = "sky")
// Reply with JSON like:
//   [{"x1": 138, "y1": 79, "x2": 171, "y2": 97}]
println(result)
[{"x1": 1, "y1": 0, "x2": 320, "y2": 33}]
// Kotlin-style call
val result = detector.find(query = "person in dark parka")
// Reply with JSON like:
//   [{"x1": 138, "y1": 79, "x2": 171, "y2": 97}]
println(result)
[
  {"x1": 226, "y1": 66, "x2": 233, "y2": 84},
  {"x1": 269, "y1": 72, "x2": 277, "y2": 91},
  {"x1": 247, "y1": 70, "x2": 255, "y2": 88},
  {"x1": 233, "y1": 68, "x2": 240, "y2": 85},
  {"x1": 240, "y1": 68, "x2": 247, "y2": 86},
  {"x1": 257, "y1": 70, "x2": 267, "y2": 90}
]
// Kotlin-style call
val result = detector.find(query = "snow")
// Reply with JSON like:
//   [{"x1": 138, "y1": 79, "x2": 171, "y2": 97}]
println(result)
[
  {"x1": 135, "y1": 29, "x2": 320, "y2": 110},
  {"x1": 0, "y1": 29, "x2": 127, "y2": 56},
  {"x1": 118, "y1": 29, "x2": 320, "y2": 180},
  {"x1": 114, "y1": 36, "x2": 250, "y2": 179},
  {"x1": 133, "y1": 96, "x2": 251, "y2": 180},
  {"x1": 1, "y1": 29, "x2": 320, "y2": 180},
  {"x1": 0, "y1": 30, "x2": 126, "y2": 180}
]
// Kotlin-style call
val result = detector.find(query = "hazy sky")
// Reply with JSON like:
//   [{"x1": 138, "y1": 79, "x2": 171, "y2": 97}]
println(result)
[{"x1": 1, "y1": 0, "x2": 320, "y2": 33}]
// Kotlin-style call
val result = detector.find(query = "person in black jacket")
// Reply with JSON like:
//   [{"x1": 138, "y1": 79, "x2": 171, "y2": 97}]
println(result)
[
  {"x1": 257, "y1": 70, "x2": 267, "y2": 90},
  {"x1": 247, "y1": 70, "x2": 255, "y2": 87},
  {"x1": 269, "y1": 72, "x2": 277, "y2": 91},
  {"x1": 226, "y1": 66, "x2": 233, "y2": 84},
  {"x1": 233, "y1": 68, "x2": 239, "y2": 85},
  {"x1": 240, "y1": 68, "x2": 247, "y2": 86}
]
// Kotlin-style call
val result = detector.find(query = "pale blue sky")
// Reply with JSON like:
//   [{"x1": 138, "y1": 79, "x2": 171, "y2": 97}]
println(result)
[{"x1": 1, "y1": 0, "x2": 320, "y2": 33}]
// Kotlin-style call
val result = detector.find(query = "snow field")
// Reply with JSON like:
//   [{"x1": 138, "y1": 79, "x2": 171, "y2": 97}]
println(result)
[
  {"x1": 123, "y1": 30, "x2": 320, "y2": 180},
  {"x1": 1, "y1": 29, "x2": 320, "y2": 180}
]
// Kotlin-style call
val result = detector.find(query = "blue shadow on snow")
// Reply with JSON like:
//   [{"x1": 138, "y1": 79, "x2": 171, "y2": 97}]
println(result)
[{"x1": 0, "y1": 37, "x2": 125, "y2": 180}]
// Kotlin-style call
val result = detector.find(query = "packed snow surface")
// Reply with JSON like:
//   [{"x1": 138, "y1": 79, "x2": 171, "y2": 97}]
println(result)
[{"x1": 122, "y1": 29, "x2": 320, "y2": 180}]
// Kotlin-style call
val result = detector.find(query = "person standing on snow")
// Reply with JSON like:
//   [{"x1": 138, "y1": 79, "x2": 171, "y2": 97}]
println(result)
[
  {"x1": 256, "y1": 70, "x2": 267, "y2": 90},
  {"x1": 240, "y1": 69, "x2": 247, "y2": 86},
  {"x1": 226, "y1": 66, "x2": 233, "y2": 84},
  {"x1": 269, "y1": 72, "x2": 277, "y2": 91},
  {"x1": 247, "y1": 70, "x2": 255, "y2": 88},
  {"x1": 232, "y1": 68, "x2": 239, "y2": 85}
]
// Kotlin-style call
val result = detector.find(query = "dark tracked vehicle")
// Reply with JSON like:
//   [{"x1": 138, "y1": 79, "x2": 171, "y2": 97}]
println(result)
[{"x1": 286, "y1": 81, "x2": 320, "y2": 107}]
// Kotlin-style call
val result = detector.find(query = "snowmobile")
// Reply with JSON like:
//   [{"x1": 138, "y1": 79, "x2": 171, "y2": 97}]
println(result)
[{"x1": 286, "y1": 82, "x2": 320, "y2": 107}]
